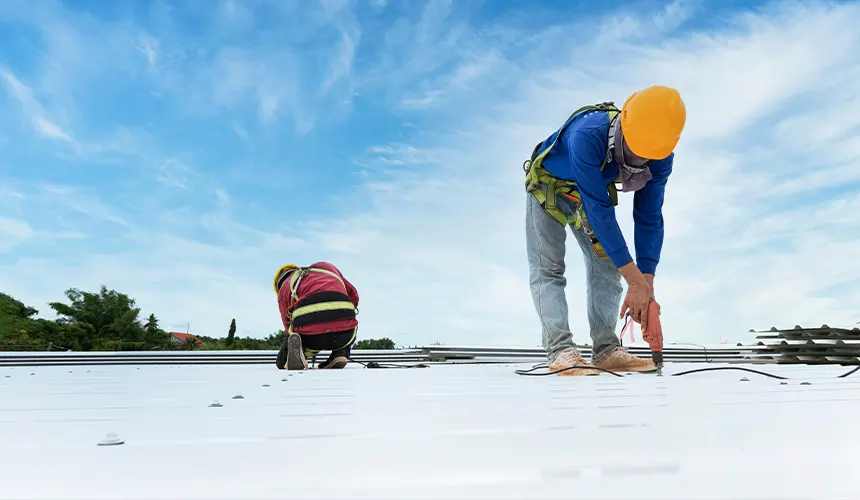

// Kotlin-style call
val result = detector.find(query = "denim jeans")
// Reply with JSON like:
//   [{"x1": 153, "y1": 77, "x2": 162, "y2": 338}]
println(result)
[{"x1": 526, "y1": 192, "x2": 623, "y2": 361}]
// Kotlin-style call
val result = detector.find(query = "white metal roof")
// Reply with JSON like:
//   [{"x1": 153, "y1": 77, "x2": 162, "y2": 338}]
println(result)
[{"x1": 1, "y1": 361, "x2": 859, "y2": 499}]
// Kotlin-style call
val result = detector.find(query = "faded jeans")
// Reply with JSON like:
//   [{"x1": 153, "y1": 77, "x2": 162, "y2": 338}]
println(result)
[{"x1": 526, "y1": 192, "x2": 623, "y2": 362}]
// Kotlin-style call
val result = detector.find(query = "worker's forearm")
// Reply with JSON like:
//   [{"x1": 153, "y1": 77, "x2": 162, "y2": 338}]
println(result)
[
  {"x1": 643, "y1": 273, "x2": 654, "y2": 289},
  {"x1": 618, "y1": 262, "x2": 649, "y2": 288}
]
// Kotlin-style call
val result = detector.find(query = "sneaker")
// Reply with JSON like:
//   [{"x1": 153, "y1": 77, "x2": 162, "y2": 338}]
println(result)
[
  {"x1": 276, "y1": 334, "x2": 308, "y2": 370},
  {"x1": 593, "y1": 346, "x2": 656, "y2": 373},
  {"x1": 548, "y1": 347, "x2": 602, "y2": 376},
  {"x1": 318, "y1": 349, "x2": 349, "y2": 369}
]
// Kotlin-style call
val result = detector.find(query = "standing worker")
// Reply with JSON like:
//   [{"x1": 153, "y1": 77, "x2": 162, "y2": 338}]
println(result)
[
  {"x1": 523, "y1": 85, "x2": 686, "y2": 375},
  {"x1": 273, "y1": 262, "x2": 360, "y2": 370}
]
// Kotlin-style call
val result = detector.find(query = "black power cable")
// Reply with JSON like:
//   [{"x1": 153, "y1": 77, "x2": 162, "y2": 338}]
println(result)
[
  {"x1": 514, "y1": 363, "x2": 625, "y2": 377},
  {"x1": 349, "y1": 359, "x2": 429, "y2": 369},
  {"x1": 515, "y1": 363, "x2": 860, "y2": 379},
  {"x1": 670, "y1": 366, "x2": 788, "y2": 379}
]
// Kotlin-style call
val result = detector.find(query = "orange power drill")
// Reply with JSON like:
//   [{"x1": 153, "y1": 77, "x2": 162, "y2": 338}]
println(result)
[{"x1": 641, "y1": 301, "x2": 664, "y2": 376}]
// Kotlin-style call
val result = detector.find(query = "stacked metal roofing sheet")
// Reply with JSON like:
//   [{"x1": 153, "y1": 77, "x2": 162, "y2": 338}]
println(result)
[
  {"x1": 0, "y1": 344, "x2": 771, "y2": 367},
  {"x1": 748, "y1": 325, "x2": 860, "y2": 364},
  {"x1": 1, "y1": 361, "x2": 859, "y2": 499}
]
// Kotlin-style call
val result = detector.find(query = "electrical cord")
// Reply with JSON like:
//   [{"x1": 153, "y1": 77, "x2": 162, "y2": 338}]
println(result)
[
  {"x1": 670, "y1": 366, "x2": 788, "y2": 379},
  {"x1": 349, "y1": 359, "x2": 429, "y2": 369},
  {"x1": 514, "y1": 363, "x2": 860, "y2": 379},
  {"x1": 514, "y1": 363, "x2": 625, "y2": 377}
]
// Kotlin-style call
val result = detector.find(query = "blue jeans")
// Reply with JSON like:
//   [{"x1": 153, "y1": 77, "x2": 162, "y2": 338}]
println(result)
[{"x1": 526, "y1": 192, "x2": 623, "y2": 361}]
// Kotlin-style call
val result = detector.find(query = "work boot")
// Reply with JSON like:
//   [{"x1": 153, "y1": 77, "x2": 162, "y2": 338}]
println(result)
[
  {"x1": 593, "y1": 346, "x2": 656, "y2": 373},
  {"x1": 318, "y1": 349, "x2": 349, "y2": 369},
  {"x1": 276, "y1": 334, "x2": 308, "y2": 370},
  {"x1": 548, "y1": 347, "x2": 601, "y2": 376}
]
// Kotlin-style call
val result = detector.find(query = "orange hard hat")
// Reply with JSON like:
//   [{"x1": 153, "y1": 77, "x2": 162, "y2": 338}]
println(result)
[{"x1": 620, "y1": 85, "x2": 686, "y2": 160}]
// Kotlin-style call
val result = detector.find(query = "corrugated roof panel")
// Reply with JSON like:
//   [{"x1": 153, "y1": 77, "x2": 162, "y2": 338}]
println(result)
[{"x1": 2, "y1": 362, "x2": 859, "y2": 499}]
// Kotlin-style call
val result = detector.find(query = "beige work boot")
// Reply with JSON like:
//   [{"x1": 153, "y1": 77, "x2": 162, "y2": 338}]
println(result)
[
  {"x1": 593, "y1": 346, "x2": 656, "y2": 373},
  {"x1": 548, "y1": 347, "x2": 602, "y2": 376},
  {"x1": 281, "y1": 334, "x2": 308, "y2": 370},
  {"x1": 319, "y1": 349, "x2": 349, "y2": 369}
]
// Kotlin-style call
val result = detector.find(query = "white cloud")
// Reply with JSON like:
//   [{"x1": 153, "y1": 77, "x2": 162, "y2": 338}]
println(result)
[
  {"x1": 284, "y1": 0, "x2": 860, "y2": 345},
  {"x1": 0, "y1": 217, "x2": 35, "y2": 253},
  {"x1": 0, "y1": 66, "x2": 78, "y2": 147},
  {"x1": 35, "y1": 185, "x2": 131, "y2": 228},
  {"x1": 3, "y1": 0, "x2": 860, "y2": 348},
  {"x1": 322, "y1": 30, "x2": 358, "y2": 94},
  {"x1": 34, "y1": 118, "x2": 75, "y2": 143},
  {"x1": 135, "y1": 35, "x2": 159, "y2": 71},
  {"x1": 214, "y1": 189, "x2": 231, "y2": 206}
]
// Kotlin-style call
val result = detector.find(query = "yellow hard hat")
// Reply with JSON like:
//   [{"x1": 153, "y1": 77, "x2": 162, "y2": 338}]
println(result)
[
  {"x1": 620, "y1": 85, "x2": 686, "y2": 160},
  {"x1": 273, "y1": 264, "x2": 299, "y2": 294}
]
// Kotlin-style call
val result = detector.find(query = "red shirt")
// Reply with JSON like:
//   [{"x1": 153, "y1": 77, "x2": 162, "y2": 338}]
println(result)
[{"x1": 276, "y1": 261, "x2": 359, "y2": 335}]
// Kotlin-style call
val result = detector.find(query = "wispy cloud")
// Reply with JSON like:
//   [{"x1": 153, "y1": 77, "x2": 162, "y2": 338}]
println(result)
[
  {"x1": 135, "y1": 35, "x2": 159, "y2": 71},
  {"x1": 0, "y1": 217, "x2": 35, "y2": 253},
  {"x1": 1, "y1": 0, "x2": 858, "y2": 346},
  {"x1": 35, "y1": 185, "x2": 131, "y2": 228},
  {"x1": 0, "y1": 66, "x2": 78, "y2": 148}
]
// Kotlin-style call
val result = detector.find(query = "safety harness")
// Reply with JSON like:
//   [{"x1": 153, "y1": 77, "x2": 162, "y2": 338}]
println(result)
[
  {"x1": 278, "y1": 267, "x2": 358, "y2": 336},
  {"x1": 523, "y1": 102, "x2": 623, "y2": 259}
]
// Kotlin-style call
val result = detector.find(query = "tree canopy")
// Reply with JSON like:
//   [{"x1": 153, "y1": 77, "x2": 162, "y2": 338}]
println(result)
[{"x1": 0, "y1": 287, "x2": 399, "y2": 352}]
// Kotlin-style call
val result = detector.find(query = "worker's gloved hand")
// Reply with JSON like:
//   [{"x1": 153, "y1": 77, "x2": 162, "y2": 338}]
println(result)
[{"x1": 620, "y1": 277, "x2": 652, "y2": 325}]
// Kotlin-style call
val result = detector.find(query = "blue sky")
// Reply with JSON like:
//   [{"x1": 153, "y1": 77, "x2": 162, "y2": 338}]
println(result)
[{"x1": 1, "y1": 0, "x2": 859, "y2": 347}]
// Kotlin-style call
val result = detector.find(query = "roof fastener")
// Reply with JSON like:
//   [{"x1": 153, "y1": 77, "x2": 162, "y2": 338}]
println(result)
[
  {"x1": 262, "y1": 384, "x2": 270, "y2": 387},
  {"x1": 209, "y1": 400, "x2": 223, "y2": 407},
  {"x1": 281, "y1": 378, "x2": 287, "y2": 382},
  {"x1": 232, "y1": 394, "x2": 244, "y2": 399},
  {"x1": 740, "y1": 377, "x2": 750, "y2": 382},
  {"x1": 780, "y1": 381, "x2": 788, "y2": 385},
  {"x1": 98, "y1": 432, "x2": 124, "y2": 446},
  {"x1": 800, "y1": 381, "x2": 811, "y2": 385}
]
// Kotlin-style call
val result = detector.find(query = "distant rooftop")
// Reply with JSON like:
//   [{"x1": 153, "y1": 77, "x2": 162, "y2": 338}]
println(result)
[{"x1": 1, "y1": 358, "x2": 859, "y2": 498}]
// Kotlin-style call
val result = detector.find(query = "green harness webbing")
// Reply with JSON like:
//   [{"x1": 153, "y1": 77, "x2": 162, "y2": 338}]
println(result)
[{"x1": 523, "y1": 102, "x2": 622, "y2": 229}]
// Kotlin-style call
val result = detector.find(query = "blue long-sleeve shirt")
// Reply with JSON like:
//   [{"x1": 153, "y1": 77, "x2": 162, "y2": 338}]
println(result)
[{"x1": 536, "y1": 109, "x2": 672, "y2": 275}]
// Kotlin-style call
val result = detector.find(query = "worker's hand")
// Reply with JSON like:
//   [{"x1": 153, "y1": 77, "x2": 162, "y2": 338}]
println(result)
[
  {"x1": 620, "y1": 277, "x2": 652, "y2": 326},
  {"x1": 643, "y1": 273, "x2": 660, "y2": 316}
]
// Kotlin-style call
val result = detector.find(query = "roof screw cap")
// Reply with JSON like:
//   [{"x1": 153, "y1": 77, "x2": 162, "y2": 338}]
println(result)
[
  {"x1": 740, "y1": 377, "x2": 750, "y2": 382},
  {"x1": 780, "y1": 381, "x2": 788, "y2": 385},
  {"x1": 209, "y1": 400, "x2": 223, "y2": 407},
  {"x1": 262, "y1": 384, "x2": 270, "y2": 387},
  {"x1": 98, "y1": 432, "x2": 124, "y2": 446},
  {"x1": 800, "y1": 381, "x2": 811, "y2": 385},
  {"x1": 281, "y1": 378, "x2": 287, "y2": 382},
  {"x1": 232, "y1": 394, "x2": 244, "y2": 399}
]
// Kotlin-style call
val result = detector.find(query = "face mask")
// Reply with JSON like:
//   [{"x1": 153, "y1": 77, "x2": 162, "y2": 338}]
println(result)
[{"x1": 609, "y1": 117, "x2": 652, "y2": 192}]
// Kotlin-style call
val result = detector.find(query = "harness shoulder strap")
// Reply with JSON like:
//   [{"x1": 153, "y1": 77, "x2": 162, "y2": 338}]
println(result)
[
  {"x1": 524, "y1": 103, "x2": 620, "y2": 226},
  {"x1": 285, "y1": 266, "x2": 356, "y2": 335},
  {"x1": 530, "y1": 102, "x2": 617, "y2": 172}
]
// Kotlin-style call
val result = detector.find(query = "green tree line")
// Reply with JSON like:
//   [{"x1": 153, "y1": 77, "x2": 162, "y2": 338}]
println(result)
[{"x1": 0, "y1": 286, "x2": 396, "y2": 352}]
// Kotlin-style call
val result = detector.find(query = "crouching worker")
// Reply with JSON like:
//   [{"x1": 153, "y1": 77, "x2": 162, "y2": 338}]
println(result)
[{"x1": 273, "y1": 262, "x2": 359, "y2": 370}]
